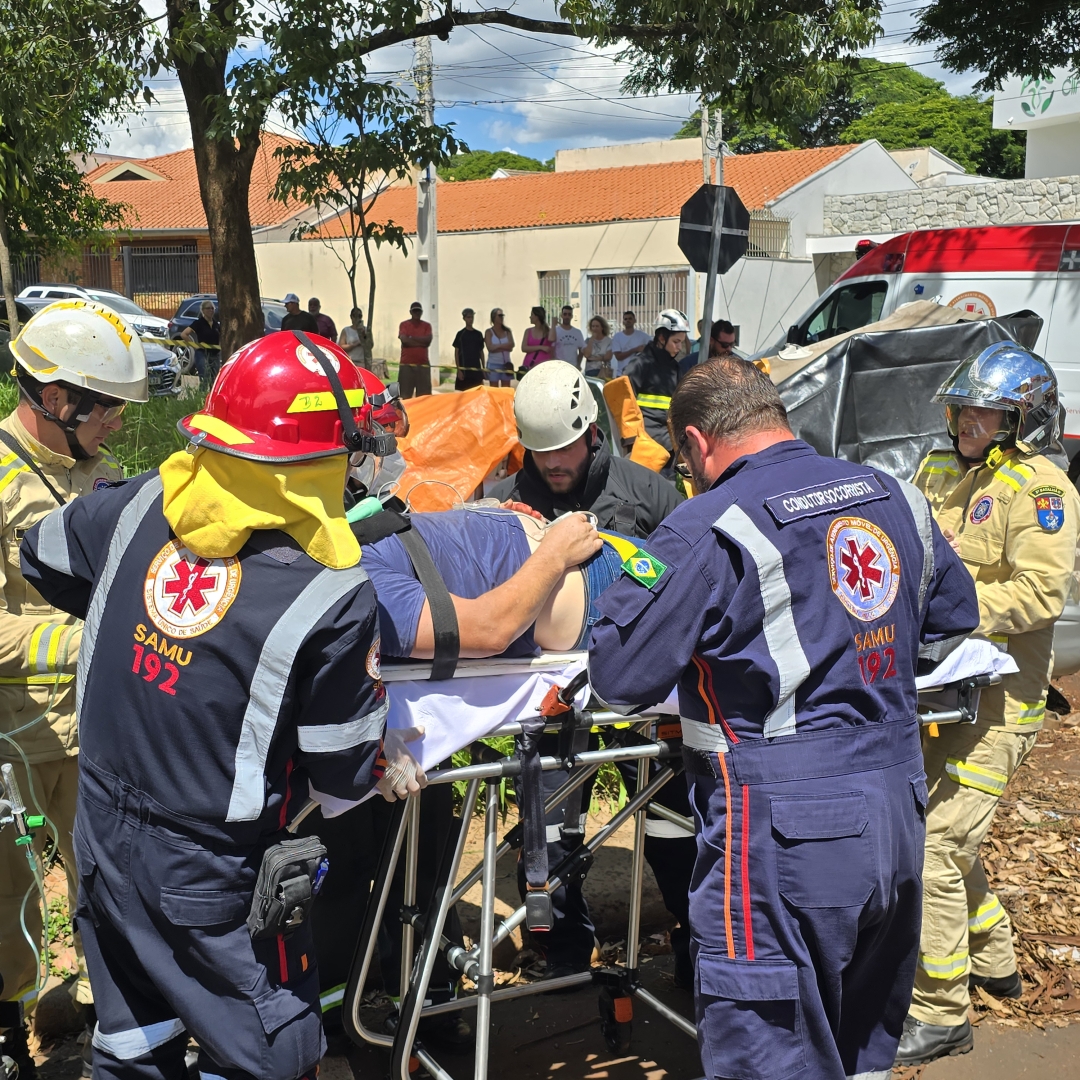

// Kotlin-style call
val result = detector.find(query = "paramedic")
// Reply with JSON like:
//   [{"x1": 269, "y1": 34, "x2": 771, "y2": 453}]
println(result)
[
  {"x1": 589, "y1": 358, "x2": 980, "y2": 1080},
  {"x1": 898, "y1": 344, "x2": 1080, "y2": 1065},
  {"x1": 488, "y1": 362, "x2": 681, "y2": 538},
  {"x1": 622, "y1": 310, "x2": 691, "y2": 474},
  {"x1": 20, "y1": 332, "x2": 420, "y2": 1080},
  {"x1": 0, "y1": 301, "x2": 140, "y2": 1072}
]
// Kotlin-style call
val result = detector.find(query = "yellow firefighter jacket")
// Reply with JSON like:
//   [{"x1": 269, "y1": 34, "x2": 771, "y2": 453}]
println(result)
[
  {"x1": 0, "y1": 411, "x2": 121, "y2": 762},
  {"x1": 912, "y1": 446, "x2": 1079, "y2": 731}
]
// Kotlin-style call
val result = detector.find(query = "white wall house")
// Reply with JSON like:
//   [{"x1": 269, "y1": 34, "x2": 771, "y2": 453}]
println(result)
[{"x1": 993, "y1": 70, "x2": 1080, "y2": 179}]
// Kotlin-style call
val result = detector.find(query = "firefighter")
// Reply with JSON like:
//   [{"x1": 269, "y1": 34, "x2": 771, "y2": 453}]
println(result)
[
  {"x1": 622, "y1": 310, "x2": 691, "y2": 475},
  {"x1": 588, "y1": 358, "x2": 979, "y2": 1079},
  {"x1": 0, "y1": 300, "x2": 142, "y2": 1072},
  {"x1": 19, "y1": 331, "x2": 422, "y2": 1080},
  {"x1": 897, "y1": 343, "x2": 1080, "y2": 1065},
  {"x1": 489, "y1": 363, "x2": 694, "y2": 984}
]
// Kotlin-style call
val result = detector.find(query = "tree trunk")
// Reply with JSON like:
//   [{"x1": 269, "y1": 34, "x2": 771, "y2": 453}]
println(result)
[
  {"x1": 169, "y1": 4, "x2": 264, "y2": 360},
  {"x1": 0, "y1": 204, "x2": 20, "y2": 336}
]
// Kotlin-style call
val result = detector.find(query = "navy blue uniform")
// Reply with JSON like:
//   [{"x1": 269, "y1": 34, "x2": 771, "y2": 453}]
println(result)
[
  {"x1": 589, "y1": 440, "x2": 979, "y2": 1080},
  {"x1": 21, "y1": 473, "x2": 387, "y2": 1080}
]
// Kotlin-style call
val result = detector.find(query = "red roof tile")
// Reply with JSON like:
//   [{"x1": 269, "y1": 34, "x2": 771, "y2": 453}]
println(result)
[
  {"x1": 86, "y1": 133, "x2": 305, "y2": 232},
  {"x1": 318, "y1": 145, "x2": 859, "y2": 238}
]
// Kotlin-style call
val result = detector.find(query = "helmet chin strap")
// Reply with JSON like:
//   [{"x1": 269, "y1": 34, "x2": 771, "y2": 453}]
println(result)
[{"x1": 16, "y1": 375, "x2": 93, "y2": 460}]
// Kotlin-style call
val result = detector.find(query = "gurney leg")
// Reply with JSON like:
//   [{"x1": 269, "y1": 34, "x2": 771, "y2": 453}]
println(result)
[
  {"x1": 626, "y1": 753, "x2": 648, "y2": 973},
  {"x1": 343, "y1": 798, "x2": 410, "y2": 1048},
  {"x1": 400, "y1": 796, "x2": 422, "y2": 1002},
  {"x1": 391, "y1": 779, "x2": 481, "y2": 1080},
  {"x1": 474, "y1": 780, "x2": 500, "y2": 1080}
]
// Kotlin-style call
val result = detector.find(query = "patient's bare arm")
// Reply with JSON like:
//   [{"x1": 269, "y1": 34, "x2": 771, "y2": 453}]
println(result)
[{"x1": 411, "y1": 513, "x2": 600, "y2": 658}]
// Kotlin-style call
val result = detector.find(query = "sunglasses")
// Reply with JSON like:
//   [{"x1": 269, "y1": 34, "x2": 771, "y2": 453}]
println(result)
[{"x1": 674, "y1": 432, "x2": 692, "y2": 480}]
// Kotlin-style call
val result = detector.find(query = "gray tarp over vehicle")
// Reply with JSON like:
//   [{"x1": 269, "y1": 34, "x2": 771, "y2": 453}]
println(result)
[{"x1": 765, "y1": 300, "x2": 1043, "y2": 482}]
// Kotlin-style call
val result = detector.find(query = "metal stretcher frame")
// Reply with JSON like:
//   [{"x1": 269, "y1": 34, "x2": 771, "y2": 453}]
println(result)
[{"x1": 336, "y1": 663, "x2": 1002, "y2": 1080}]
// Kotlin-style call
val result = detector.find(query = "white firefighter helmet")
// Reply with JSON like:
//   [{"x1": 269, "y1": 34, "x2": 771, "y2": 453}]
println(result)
[
  {"x1": 10, "y1": 300, "x2": 149, "y2": 402},
  {"x1": 654, "y1": 309, "x2": 691, "y2": 334},
  {"x1": 514, "y1": 363, "x2": 598, "y2": 452}
]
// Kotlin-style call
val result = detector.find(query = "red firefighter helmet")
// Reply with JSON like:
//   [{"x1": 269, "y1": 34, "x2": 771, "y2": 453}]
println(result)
[{"x1": 178, "y1": 331, "x2": 397, "y2": 462}]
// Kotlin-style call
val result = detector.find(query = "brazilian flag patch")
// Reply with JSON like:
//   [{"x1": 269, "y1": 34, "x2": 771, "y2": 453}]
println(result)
[{"x1": 621, "y1": 549, "x2": 668, "y2": 589}]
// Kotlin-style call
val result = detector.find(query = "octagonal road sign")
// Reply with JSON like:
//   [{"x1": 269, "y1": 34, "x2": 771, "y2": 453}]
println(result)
[{"x1": 678, "y1": 184, "x2": 751, "y2": 274}]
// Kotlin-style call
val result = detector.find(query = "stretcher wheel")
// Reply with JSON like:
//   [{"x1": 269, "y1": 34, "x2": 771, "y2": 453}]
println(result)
[{"x1": 598, "y1": 987, "x2": 633, "y2": 1053}]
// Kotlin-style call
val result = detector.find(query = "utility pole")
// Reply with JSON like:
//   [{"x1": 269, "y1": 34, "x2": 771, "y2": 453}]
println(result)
[
  {"x1": 699, "y1": 106, "x2": 724, "y2": 359},
  {"x1": 414, "y1": 0, "x2": 439, "y2": 377}
]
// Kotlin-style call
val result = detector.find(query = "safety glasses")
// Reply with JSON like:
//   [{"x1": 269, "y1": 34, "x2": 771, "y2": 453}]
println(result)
[{"x1": 674, "y1": 432, "x2": 693, "y2": 480}]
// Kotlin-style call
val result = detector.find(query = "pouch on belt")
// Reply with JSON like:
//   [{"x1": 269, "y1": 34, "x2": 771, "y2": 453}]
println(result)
[{"x1": 247, "y1": 835, "x2": 328, "y2": 940}]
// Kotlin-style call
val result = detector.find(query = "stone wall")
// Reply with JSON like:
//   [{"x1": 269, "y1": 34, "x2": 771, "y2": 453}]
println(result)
[{"x1": 823, "y1": 176, "x2": 1080, "y2": 235}]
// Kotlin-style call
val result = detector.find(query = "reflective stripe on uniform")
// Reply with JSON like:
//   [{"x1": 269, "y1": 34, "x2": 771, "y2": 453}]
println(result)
[
  {"x1": 680, "y1": 717, "x2": 728, "y2": 753},
  {"x1": 919, "y1": 950, "x2": 969, "y2": 979},
  {"x1": 847, "y1": 1071, "x2": 891, "y2": 1080},
  {"x1": 36, "y1": 500, "x2": 74, "y2": 576},
  {"x1": 29, "y1": 622, "x2": 69, "y2": 674},
  {"x1": 0, "y1": 452, "x2": 30, "y2": 495},
  {"x1": 945, "y1": 757, "x2": 1008, "y2": 796},
  {"x1": 896, "y1": 479, "x2": 935, "y2": 614},
  {"x1": 297, "y1": 696, "x2": 388, "y2": 753},
  {"x1": 636, "y1": 394, "x2": 672, "y2": 410},
  {"x1": 968, "y1": 895, "x2": 1007, "y2": 934},
  {"x1": 993, "y1": 461, "x2": 1035, "y2": 492},
  {"x1": 715, "y1": 505, "x2": 809, "y2": 738},
  {"x1": 227, "y1": 563, "x2": 370, "y2": 822},
  {"x1": 0, "y1": 673, "x2": 74, "y2": 685},
  {"x1": 78, "y1": 477, "x2": 164, "y2": 720},
  {"x1": 320, "y1": 984, "x2": 346, "y2": 1012},
  {"x1": 1014, "y1": 701, "x2": 1045, "y2": 726},
  {"x1": 920, "y1": 453, "x2": 959, "y2": 478},
  {"x1": 100, "y1": 451, "x2": 121, "y2": 473},
  {"x1": 92, "y1": 1017, "x2": 186, "y2": 1059},
  {"x1": 644, "y1": 817, "x2": 693, "y2": 838}
]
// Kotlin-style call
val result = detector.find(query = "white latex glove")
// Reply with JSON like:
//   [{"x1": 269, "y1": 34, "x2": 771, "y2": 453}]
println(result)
[{"x1": 377, "y1": 726, "x2": 428, "y2": 801}]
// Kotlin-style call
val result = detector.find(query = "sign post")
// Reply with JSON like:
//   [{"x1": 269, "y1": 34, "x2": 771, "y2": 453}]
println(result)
[{"x1": 678, "y1": 185, "x2": 750, "y2": 363}]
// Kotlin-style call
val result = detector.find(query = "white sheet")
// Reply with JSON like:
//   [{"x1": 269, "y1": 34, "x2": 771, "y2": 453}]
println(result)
[{"x1": 915, "y1": 637, "x2": 1018, "y2": 690}]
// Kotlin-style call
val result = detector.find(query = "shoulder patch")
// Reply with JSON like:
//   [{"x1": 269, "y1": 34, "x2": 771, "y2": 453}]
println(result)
[
  {"x1": 1030, "y1": 484, "x2": 1066, "y2": 500},
  {"x1": 764, "y1": 474, "x2": 889, "y2": 525},
  {"x1": 1033, "y1": 490, "x2": 1066, "y2": 532},
  {"x1": 620, "y1": 547, "x2": 668, "y2": 589},
  {"x1": 827, "y1": 517, "x2": 901, "y2": 622},
  {"x1": 969, "y1": 495, "x2": 994, "y2": 524}
]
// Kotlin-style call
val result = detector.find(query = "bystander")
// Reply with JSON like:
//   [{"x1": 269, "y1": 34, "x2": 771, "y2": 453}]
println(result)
[
  {"x1": 281, "y1": 292, "x2": 320, "y2": 334},
  {"x1": 398, "y1": 301, "x2": 434, "y2": 398},
  {"x1": 308, "y1": 297, "x2": 337, "y2": 340},
  {"x1": 553, "y1": 305, "x2": 585, "y2": 367},
  {"x1": 452, "y1": 309, "x2": 486, "y2": 390},
  {"x1": 610, "y1": 311, "x2": 650, "y2": 376}
]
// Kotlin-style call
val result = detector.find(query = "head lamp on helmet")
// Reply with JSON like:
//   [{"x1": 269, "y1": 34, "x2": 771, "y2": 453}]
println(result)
[
  {"x1": 178, "y1": 331, "x2": 397, "y2": 462},
  {"x1": 933, "y1": 341, "x2": 1059, "y2": 458}
]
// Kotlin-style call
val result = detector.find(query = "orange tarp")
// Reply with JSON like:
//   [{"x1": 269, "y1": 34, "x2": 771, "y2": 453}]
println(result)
[{"x1": 397, "y1": 387, "x2": 525, "y2": 511}]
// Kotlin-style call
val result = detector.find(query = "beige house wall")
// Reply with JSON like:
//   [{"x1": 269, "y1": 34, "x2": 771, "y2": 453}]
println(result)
[{"x1": 254, "y1": 218, "x2": 692, "y2": 366}]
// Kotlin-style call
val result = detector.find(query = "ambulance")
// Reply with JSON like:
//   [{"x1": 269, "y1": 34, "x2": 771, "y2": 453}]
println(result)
[{"x1": 776, "y1": 223, "x2": 1080, "y2": 444}]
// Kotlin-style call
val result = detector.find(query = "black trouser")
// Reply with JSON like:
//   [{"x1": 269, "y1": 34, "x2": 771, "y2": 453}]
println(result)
[
  {"x1": 516, "y1": 732, "x2": 694, "y2": 970},
  {"x1": 302, "y1": 783, "x2": 464, "y2": 1024}
]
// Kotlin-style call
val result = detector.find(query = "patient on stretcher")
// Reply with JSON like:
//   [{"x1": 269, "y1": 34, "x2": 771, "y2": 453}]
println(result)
[{"x1": 359, "y1": 507, "x2": 632, "y2": 660}]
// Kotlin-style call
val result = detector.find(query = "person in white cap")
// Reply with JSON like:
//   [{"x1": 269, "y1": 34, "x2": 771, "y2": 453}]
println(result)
[
  {"x1": 0, "y1": 300, "x2": 147, "y2": 1075},
  {"x1": 281, "y1": 292, "x2": 319, "y2": 335}
]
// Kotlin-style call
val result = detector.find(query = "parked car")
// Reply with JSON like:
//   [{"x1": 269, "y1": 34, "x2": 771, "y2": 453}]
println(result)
[
  {"x1": 0, "y1": 301, "x2": 40, "y2": 349},
  {"x1": 754, "y1": 223, "x2": 1080, "y2": 449},
  {"x1": 17, "y1": 284, "x2": 170, "y2": 339},
  {"x1": 167, "y1": 294, "x2": 289, "y2": 344}
]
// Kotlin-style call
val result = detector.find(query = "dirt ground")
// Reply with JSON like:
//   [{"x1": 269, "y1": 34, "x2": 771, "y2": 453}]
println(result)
[{"x1": 26, "y1": 677, "x2": 1080, "y2": 1079}]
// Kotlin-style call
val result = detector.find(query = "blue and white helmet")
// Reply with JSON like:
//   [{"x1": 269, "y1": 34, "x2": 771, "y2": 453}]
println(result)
[{"x1": 933, "y1": 341, "x2": 1059, "y2": 454}]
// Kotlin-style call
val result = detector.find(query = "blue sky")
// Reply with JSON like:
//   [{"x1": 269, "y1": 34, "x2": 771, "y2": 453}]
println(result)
[{"x1": 100, "y1": 0, "x2": 982, "y2": 162}]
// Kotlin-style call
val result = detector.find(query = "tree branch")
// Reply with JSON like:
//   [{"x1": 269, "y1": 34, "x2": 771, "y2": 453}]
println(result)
[{"x1": 361, "y1": 9, "x2": 654, "y2": 54}]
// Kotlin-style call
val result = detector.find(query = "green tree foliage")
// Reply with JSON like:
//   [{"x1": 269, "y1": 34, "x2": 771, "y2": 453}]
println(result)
[
  {"x1": 912, "y1": 1, "x2": 1080, "y2": 92},
  {"x1": 0, "y1": 0, "x2": 142, "y2": 330},
  {"x1": 442, "y1": 150, "x2": 552, "y2": 181},
  {"x1": 673, "y1": 60, "x2": 1026, "y2": 178},
  {"x1": 274, "y1": 84, "x2": 460, "y2": 327}
]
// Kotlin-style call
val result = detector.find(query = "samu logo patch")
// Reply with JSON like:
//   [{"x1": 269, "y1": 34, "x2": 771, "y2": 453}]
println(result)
[
  {"x1": 969, "y1": 495, "x2": 994, "y2": 524},
  {"x1": 1031, "y1": 485, "x2": 1066, "y2": 532}
]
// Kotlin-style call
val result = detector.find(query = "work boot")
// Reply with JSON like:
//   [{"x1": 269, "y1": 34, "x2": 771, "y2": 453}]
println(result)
[
  {"x1": 0, "y1": 1023, "x2": 36, "y2": 1080},
  {"x1": 894, "y1": 1015, "x2": 973, "y2": 1066},
  {"x1": 970, "y1": 969, "x2": 1023, "y2": 999}
]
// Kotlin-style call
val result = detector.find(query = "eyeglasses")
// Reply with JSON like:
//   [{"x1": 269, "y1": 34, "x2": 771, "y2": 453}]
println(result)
[
  {"x1": 674, "y1": 432, "x2": 692, "y2": 479},
  {"x1": 85, "y1": 395, "x2": 127, "y2": 424}
]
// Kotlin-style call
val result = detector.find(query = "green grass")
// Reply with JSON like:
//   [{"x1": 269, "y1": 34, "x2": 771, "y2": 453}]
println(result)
[{"x1": 0, "y1": 375, "x2": 200, "y2": 475}]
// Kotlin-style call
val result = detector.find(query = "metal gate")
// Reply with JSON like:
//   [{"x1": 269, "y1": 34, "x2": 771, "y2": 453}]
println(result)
[
  {"x1": 588, "y1": 269, "x2": 688, "y2": 331},
  {"x1": 537, "y1": 269, "x2": 570, "y2": 322}
]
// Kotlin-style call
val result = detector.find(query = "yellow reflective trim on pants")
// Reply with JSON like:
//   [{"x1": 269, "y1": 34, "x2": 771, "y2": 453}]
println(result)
[
  {"x1": 1015, "y1": 702, "x2": 1045, "y2": 726},
  {"x1": 636, "y1": 394, "x2": 672, "y2": 409},
  {"x1": 0, "y1": 673, "x2": 74, "y2": 685},
  {"x1": 945, "y1": 757, "x2": 1008, "y2": 796},
  {"x1": 993, "y1": 461, "x2": 1035, "y2": 492},
  {"x1": 320, "y1": 984, "x2": 346, "y2": 1012},
  {"x1": 968, "y1": 896, "x2": 1007, "y2": 934},
  {"x1": 919, "y1": 950, "x2": 969, "y2": 979}
]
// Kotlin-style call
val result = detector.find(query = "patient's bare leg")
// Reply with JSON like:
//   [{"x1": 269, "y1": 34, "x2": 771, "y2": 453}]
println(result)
[{"x1": 515, "y1": 512, "x2": 588, "y2": 651}]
